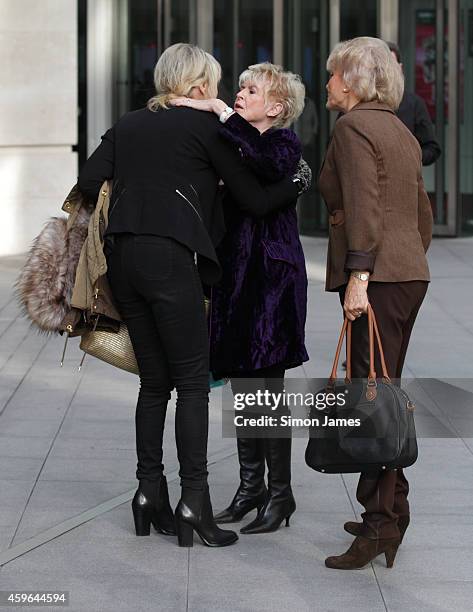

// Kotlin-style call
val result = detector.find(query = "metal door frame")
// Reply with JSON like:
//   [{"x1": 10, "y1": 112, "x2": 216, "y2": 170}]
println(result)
[
  {"x1": 431, "y1": 0, "x2": 459, "y2": 236},
  {"x1": 447, "y1": 0, "x2": 459, "y2": 236}
]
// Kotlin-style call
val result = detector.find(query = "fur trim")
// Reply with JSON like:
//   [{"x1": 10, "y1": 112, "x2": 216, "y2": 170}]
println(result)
[
  {"x1": 15, "y1": 207, "x2": 91, "y2": 333},
  {"x1": 220, "y1": 113, "x2": 301, "y2": 182}
]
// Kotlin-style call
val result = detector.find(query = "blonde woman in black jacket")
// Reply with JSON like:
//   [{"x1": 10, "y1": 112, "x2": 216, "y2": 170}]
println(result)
[{"x1": 78, "y1": 43, "x2": 303, "y2": 548}]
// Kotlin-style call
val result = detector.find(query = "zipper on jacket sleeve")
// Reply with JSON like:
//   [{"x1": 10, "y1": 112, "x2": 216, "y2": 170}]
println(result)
[{"x1": 176, "y1": 188, "x2": 202, "y2": 222}]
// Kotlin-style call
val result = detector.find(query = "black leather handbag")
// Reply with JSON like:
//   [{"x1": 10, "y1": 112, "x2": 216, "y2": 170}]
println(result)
[{"x1": 305, "y1": 304, "x2": 418, "y2": 474}]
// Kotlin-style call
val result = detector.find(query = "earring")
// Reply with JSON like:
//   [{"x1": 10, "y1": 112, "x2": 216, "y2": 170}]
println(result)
[{"x1": 342, "y1": 88, "x2": 349, "y2": 93}]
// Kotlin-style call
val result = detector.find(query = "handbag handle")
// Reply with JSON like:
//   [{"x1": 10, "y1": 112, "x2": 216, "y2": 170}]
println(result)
[
  {"x1": 368, "y1": 304, "x2": 391, "y2": 383},
  {"x1": 328, "y1": 304, "x2": 391, "y2": 387}
]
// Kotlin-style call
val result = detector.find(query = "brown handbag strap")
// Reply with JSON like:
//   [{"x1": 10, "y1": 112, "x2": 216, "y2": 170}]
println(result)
[
  {"x1": 329, "y1": 304, "x2": 391, "y2": 383},
  {"x1": 368, "y1": 304, "x2": 391, "y2": 381},
  {"x1": 367, "y1": 306, "x2": 376, "y2": 382},
  {"x1": 345, "y1": 320, "x2": 352, "y2": 381},
  {"x1": 328, "y1": 317, "x2": 348, "y2": 386}
]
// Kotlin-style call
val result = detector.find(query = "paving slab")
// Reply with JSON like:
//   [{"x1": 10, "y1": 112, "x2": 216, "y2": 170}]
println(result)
[{"x1": 11, "y1": 480, "x2": 136, "y2": 544}]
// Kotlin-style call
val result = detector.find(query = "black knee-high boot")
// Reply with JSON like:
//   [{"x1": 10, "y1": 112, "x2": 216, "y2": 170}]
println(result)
[
  {"x1": 214, "y1": 437, "x2": 267, "y2": 523},
  {"x1": 240, "y1": 437, "x2": 295, "y2": 534}
]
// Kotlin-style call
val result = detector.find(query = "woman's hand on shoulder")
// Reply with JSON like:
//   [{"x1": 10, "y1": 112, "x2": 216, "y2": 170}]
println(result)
[{"x1": 168, "y1": 97, "x2": 228, "y2": 116}]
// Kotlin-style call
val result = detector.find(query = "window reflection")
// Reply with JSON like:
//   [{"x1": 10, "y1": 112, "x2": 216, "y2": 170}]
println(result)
[
  {"x1": 238, "y1": 0, "x2": 273, "y2": 71},
  {"x1": 129, "y1": 0, "x2": 158, "y2": 111},
  {"x1": 399, "y1": 0, "x2": 446, "y2": 228},
  {"x1": 285, "y1": 0, "x2": 328, "y2": 234},
  {"x1": 214, "y1": 0, "x2": 273, "y2": 100},
  {"x1": 340, "y1": 0, "x2": 377, "y2": 39},
  {"x1": 169, "y1": 0, "x2": 190, "y2": 45}
]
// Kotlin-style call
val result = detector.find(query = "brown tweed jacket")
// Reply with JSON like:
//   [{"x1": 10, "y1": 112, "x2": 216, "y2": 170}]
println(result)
[{"x1": 318, "y1": 101, "x2": 433, "y2": 291}]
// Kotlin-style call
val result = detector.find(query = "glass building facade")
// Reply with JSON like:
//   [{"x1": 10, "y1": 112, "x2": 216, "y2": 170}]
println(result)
[{"x1": 80, "y1": 0, "x2": 473, "y2": 237}]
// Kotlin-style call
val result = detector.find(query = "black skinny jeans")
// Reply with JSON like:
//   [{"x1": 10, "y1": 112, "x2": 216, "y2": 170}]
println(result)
[{"x1": 106, "y1": 234, "x2": 210, "y2": 490}]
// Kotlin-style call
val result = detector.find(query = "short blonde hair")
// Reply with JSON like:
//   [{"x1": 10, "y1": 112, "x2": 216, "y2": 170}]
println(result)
[
  {"x1": 148, "y1": 43, "x2": 221, "y2": 111},
  {"x1": 327, "y1": 37, "x2": 404, "y2": 110},
  {"x1": 239, "y1": 62, "x2": 306, "y2": 128}
]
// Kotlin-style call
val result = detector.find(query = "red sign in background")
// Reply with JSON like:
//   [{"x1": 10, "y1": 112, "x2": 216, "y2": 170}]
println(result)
[{"x1": 415, "y1": 9, "x2": 464, "y2": 123}]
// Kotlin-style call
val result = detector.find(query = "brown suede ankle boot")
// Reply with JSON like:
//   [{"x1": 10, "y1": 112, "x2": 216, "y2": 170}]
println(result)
[
  {"x1": 344, "y1": 515, "x2": 410, "y2": 543},
  {"x1": 325, "y1": 535, "x2": 400, "y2": 570}
]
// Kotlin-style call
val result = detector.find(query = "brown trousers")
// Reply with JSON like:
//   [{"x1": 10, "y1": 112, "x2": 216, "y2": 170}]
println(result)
[{"x1": 339, "y1": 280, "x2": 428, "y2": 539}]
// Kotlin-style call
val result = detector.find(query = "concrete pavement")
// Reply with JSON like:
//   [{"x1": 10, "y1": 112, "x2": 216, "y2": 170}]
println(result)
[{"x1": 0, "y1": 236, "x2": 472, "y2": 611}]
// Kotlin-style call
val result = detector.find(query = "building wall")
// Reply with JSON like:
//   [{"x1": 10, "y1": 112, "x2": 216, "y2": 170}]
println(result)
[{"x1": 0, "y1": 0, "x2": 78, "y2": 256}]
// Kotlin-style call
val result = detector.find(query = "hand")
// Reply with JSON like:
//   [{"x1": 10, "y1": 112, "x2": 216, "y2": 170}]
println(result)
[
  {"x1": 168, "y1": 97, "x2": 227, "y2": 116},
  {"x1": 292, "y1": 158, "x2": 312, "y2": 194},
  {"x1": 344, "y1": 274, "x2": 369, "y2": 321}
]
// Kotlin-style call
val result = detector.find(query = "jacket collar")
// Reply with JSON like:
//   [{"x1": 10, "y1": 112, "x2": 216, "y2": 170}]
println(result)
[{"x1": 348, "y1": 100, "x2": 395, "y2": 114}]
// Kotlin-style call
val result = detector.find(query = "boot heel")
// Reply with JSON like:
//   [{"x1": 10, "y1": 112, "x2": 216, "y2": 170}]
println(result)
[
  {"x1": 133, "y1": 508, "x2": 151, "y2": 536},
  {"x1": 176, "y1": 519, "x2": 194, "y2": 547},
  {"x1": 285, "y1": 513, "x2": 294, "y2": 527},
  {"x1": 384, "y1": 543, "x2": 399, "y2": 568}
]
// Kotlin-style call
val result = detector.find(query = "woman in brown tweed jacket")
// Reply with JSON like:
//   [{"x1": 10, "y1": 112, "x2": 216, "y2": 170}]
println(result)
[{"x1": 318, "y1": 37, "x2": 433, "y2": 570}]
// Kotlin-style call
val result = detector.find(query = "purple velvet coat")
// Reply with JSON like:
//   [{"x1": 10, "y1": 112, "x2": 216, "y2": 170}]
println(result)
[{"x1": 209, "y1": 113, "x2": 309, "y2": 377}]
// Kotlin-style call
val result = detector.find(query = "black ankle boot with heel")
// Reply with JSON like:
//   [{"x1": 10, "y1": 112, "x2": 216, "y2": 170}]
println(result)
[
  {"x1": 132, "y1": 476, "x2": 176, "y2": 536},
  {"x1": 175, "y1": 485, "x2": 239, "y2": 547}
]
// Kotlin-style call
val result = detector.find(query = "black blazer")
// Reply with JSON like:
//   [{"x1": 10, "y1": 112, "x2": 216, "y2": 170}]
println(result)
[
  {"x1": 397, "y1": 91, "x2": 441, "y2": 166},
  {"x1": 78, "y1": 107, "x2": 299, "y2": 284}
]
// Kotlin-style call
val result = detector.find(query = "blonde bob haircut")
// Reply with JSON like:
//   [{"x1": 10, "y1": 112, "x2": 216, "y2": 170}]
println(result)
[
  {"x1": 327, "y1": 37, "x2": 404, "y2": 110},
  {"x1": 148, "y1": 43, "x2": 221, "y2": 111},
  {"x1": 239, "y1": 62, "x2": 306, "y2": 129}
]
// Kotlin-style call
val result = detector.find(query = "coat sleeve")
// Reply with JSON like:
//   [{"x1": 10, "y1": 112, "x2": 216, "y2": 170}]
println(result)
[
  {"x1": 331, "y1": 119, "x2": 382, "y2": 273},
  {"x1": 77, "y1": 127, "x2": 115, "y2": 201},
  {"x1": 418, "y1": 173, "x2": 433, "y2": 252},
  {"x1": 205, "y1": 122, "x2": 299, "y2": 218},
  {"x1": 414, "y1": 95, "x2": 441, "y2": 166}
]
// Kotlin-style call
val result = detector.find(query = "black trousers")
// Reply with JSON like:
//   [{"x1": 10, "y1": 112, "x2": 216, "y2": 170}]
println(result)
[
  {"x1": 230, "y1": 365, "x2": 287, "y2": 435},
  {"x1": 107, "y1": 234, "x2": 210, "y2": 490},
  {"x1": 230, "y1": 365, "x2": 286, "y2": 400},
  {"x1": 339, "y1": 280, "x2": 428, "y2": 539}
]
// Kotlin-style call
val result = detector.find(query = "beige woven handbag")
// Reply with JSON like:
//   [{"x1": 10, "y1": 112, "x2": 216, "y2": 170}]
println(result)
[
  {"x1": 79, "y1": 323, "x2": 139, "y2": 374},
  {"x1": 79, "y1": 298, "x2": 210, "y2": 375}
]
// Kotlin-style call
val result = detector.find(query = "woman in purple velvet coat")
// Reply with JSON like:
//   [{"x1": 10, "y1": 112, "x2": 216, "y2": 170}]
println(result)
[{"x1": 171, "y1": 63, "x2": 310, "y2": 534}]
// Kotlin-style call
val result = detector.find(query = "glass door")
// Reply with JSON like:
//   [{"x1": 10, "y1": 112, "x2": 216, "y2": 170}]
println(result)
[
  {"x1": 284, "y1": 0, "x2": 330, "y2": 234},
  {"x1": 213, "y1": 0, "x2": 274, "y2": 102},
  {"x1": 114, "y1": 0, "x2": 196, "y2": 119},
  {"x1": 340, "y1": 0, "x2": 377, "y2": 39},
  {"x1": 460, "y1": 0, "x2": 473, "y2": 233},
  {"x1": 399, "y1": 0, "x2": 459, "y2": 235},
  {"x1": 110, "y1": 0, "x2": 336, "y2": 236}
]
